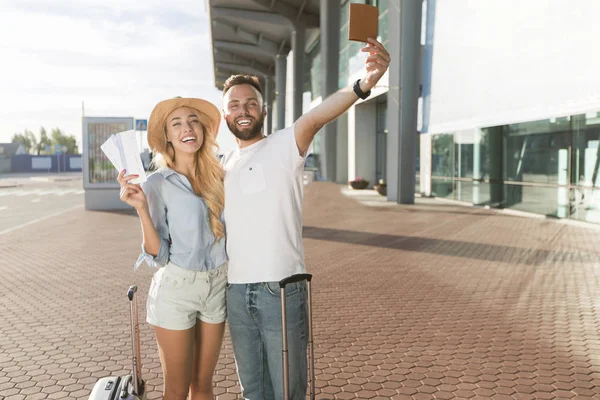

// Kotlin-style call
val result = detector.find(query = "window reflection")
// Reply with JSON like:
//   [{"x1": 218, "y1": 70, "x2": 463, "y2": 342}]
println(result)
[
  {"x1": 570, "y1": 113, "x2": 600, "y2": 222},
  {"x1": 428, "y1": 111, "x2": 600, "y2": 222},
  {"x1": 432, "y1": 134, "x2": 453, "y2": 178},
  {"x1": 504, "y1": 118, "x2": 570, "y2": 185}
]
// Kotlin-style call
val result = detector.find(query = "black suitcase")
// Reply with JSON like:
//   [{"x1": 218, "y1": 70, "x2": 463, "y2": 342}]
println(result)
[
  {"x1": 88, "y1": 285, "x2": 146, "y2": 400},
  {"x1": 279, "y1": 273, "x2": 315, "y2": 400}
]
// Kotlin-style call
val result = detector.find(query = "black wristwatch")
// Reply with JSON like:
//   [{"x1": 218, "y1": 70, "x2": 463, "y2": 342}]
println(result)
[{"x1": 353, "y1": 79, "x2": 371, "y2": 100}]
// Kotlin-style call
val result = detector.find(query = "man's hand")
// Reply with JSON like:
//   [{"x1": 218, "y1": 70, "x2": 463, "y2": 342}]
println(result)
[
  {"x1": 293, "y1": 38, "x2": 391, "y2": 157},
  {"x1": 359, "y1": 38, "x2": 391, "y2": 92}
]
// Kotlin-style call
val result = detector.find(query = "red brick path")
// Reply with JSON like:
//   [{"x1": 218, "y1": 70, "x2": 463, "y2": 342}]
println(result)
[{"x1": 2, "y1": 182, "x2": 600, "y2": 399}]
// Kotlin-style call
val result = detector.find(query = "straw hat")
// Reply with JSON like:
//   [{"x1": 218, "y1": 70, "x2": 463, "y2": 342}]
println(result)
[{"x1": 147, "y1": 97, "x2": 221, "y2": 151}]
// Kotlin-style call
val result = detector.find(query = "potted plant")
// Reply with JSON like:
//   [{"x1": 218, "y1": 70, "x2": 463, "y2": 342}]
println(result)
[
  {"x1": 373, "y1": 179, "x2": 387, "y2": 196},
  {"x1": 349, "y1": 176, "x2": 369, "y2": 190}
]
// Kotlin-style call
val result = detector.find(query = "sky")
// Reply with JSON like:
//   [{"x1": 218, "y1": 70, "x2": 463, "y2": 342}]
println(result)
[{"x1": 0, "y1": 0, "x2": 238, "y2": 153}]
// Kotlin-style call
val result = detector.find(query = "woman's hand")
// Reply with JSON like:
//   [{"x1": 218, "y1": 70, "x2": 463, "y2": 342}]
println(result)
[{"x1": 117, "y1": 170, "x2": 147, "y2": 211}]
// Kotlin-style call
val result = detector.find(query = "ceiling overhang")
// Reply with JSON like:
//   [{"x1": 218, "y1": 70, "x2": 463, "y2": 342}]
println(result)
[{"x1": 208, "y1": 0, "x2": 321, "y2": 90}]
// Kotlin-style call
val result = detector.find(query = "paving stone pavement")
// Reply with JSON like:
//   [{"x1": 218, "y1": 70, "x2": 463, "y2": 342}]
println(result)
[{"x1": 2, "y1": 182, "x2": 600, "y2": 399}]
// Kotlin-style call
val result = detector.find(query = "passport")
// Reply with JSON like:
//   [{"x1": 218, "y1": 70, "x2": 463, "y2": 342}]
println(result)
[{"x1": 348, "y1": 3, "x2": 379, "y2": 43}]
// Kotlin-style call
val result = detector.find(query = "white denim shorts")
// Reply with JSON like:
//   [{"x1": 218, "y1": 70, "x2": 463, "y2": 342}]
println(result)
[{"x1": 146, "y1": 262, "x2": 227, "y2": 330}]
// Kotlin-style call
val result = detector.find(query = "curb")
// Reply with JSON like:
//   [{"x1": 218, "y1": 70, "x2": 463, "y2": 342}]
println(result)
[{"x1": 53, "y1": 177, "x2": 83, "y2": 182}]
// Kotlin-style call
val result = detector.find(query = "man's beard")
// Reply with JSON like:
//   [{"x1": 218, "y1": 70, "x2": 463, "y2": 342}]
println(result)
[{"x1": 227, "y1": 114, "x2": 265, "y2": 141}]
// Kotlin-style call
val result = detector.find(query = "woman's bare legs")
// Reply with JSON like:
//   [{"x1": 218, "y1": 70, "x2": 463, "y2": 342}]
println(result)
[
  {"x1": 155, "y1": 326, "x2": 195, "y2": 400},
  {"x1": 190, "y1": 321, "x2": 226, "y2": 400}
]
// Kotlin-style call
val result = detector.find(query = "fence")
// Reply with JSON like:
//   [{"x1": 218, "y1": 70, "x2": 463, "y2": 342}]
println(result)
[{"x1": 10, "y1": 154, "x2": 82, "y2": 173}]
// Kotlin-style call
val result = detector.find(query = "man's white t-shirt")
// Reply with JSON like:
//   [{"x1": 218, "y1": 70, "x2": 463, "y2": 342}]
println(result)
[{"x1": 222, "y1": 125, "x2": 310, "y2": 284}]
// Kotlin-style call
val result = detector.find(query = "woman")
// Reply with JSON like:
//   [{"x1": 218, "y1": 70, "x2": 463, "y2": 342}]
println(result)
[{"x1": 117, "y1": 97, "x2": 226, "y2": 400}]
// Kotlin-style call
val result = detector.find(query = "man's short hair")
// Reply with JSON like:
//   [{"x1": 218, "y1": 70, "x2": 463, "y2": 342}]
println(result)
[{"x1": 222, "y1": 75, "x2": 263, "y2": 97}]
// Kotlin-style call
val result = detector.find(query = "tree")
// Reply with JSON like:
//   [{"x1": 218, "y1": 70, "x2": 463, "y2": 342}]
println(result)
[
  {"x1": 11, "y1": 130, "x2": 36, "y2": 154},
  {"x1": 50, "y1": 128, "x2": 79, "y2": 154},
  {"x1": 11, "y1": 127, "x2": 79, "y2": 155},
  {"x1": 35, "y1": 127, "x2": 52, "y2": 155}
]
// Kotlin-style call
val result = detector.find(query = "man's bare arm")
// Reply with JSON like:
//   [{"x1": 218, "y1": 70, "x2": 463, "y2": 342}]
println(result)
[{"x1": 294, "y1": 38, "x2": 391, "y2": 156}]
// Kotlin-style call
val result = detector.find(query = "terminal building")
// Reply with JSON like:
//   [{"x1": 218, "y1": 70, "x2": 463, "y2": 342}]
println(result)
[{"x1": 207, "y1": 0, "x2": 600, "y2": 224}]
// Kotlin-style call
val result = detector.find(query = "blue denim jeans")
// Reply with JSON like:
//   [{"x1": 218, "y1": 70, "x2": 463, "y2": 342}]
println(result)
[{"x1": 227, "y1": 281, "x2": 308, "y2": 400}]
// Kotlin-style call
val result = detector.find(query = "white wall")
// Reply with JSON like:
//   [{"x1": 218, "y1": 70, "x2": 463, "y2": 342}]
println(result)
[
  {"x1": 307, "y1": 95, "x2": 348, "y2": 183},
  {"x1": 348, "y1": 101, "x2": 377, "y2": 185},
  {"x1": 336, "y1": 113, "x2": 349, "y2": 183},
  {"x1": 428, "y1": 0, "x2": 600, "y2": 134},
  {"x1": 286, "y1": 50, "x2": 295, "y2": 127}
]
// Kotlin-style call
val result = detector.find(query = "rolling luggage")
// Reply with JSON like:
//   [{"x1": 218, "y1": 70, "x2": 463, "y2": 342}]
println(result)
[
  {"x1": 279, "y1": 273, "x2": 315, "y2": 400},
  {"x1": 89, "y1": 285, "x2": 146, "y2": 400}
]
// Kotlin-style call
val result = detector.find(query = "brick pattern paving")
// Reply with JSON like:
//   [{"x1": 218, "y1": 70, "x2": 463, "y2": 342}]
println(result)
[{"x1": 2, "y1": 182, "x2": 600, "y2": 399}]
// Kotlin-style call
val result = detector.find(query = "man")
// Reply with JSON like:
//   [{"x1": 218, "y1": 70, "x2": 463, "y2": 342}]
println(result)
[{"x1": 221, "y1": 38, "x2": 390, "y2": 399}]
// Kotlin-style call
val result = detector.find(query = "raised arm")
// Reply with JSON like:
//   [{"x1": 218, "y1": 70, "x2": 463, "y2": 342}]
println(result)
[{"x1": 294, "y1": 38, "x2": 391, "y2": 156}]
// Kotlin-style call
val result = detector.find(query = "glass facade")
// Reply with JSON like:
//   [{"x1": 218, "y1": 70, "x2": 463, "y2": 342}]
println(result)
[
  {"x1": 431, "y1": 134, "x2": 454, "y2": 199},
  {"x1": 502, "y1": 117, "x2": 570, "y2": 217},
  {"x1": 570, "y1": 113, "x2": 600, "y2": 223},
  {"x1": 375, "y1": 101, "x2": 387, "y2": 182},
  {"x1": 375, "y1": 0, "x2": 389, "y2": 48},
  {"x1": 306, "y1": 39, "x2": 321, "y2": 101},
  {"x1": 430, "y1": 129, "x2": 502, "y2": 205},
  {"x1": 427, "y1": 111, "x2": 600, "y2": 223},
  {"x1": 304, "y1": 39, "x2": 322, "y2": 154},
  {"x1": 415, "y1": 133, "x2": 421, "y2": 194}
]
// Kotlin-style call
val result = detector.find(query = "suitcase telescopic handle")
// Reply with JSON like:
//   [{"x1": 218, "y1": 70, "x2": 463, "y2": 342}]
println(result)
[
  {"x1": 279, "y1": 273, "x2": 312, "y2": 288},
  {"x1": 127, "y1": 285, "x2": 143, "y2": 396},
  {"x1": 127, "y1": 285, "x2": 137, "y2": 301},
  {"x1": 279, "y1": 273, "x2": 315, "y2": 400}
]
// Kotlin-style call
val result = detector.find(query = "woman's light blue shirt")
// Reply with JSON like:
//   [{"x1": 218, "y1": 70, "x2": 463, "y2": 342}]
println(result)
[{"x1": 135, "y1": 168, "x2": 227, "y2": 271}]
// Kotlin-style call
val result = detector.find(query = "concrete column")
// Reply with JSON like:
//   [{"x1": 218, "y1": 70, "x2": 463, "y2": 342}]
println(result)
[
  {"x1": 291, "y1": 27, "x2": 305, "y2": 122},
  {"x1": 472, "y1": 129, "x2": 481, "y2": 204},
  {"x1": 275, "y1": 54, "x2": 287, "y2": 131},
  {"x1": 285, "y1": 52, "x2": 294, "y2": 127},
  {"x1": 265, "y1": 76, "x2": 274, "y2": 135},
  {"x1": 336, "y1": 113, "x2": 349, "y2": 183},
  {"x1": 487, "y1": 126, "x2": 503, "y2": 207},
  {"x1": 319, "y1": 0, "x2": 341, "y2": 182},
  {"x1": 386, "y1": 0, "x2": 423, "y2": 204},
  {"x1": 421, "y1": 0, "x2": 436, "y2": 134}
]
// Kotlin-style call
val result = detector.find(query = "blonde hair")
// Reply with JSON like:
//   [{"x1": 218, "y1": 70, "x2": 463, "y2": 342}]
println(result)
[{"x1": 151, "y1": 108, "x2": 225, "y2": 239}]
